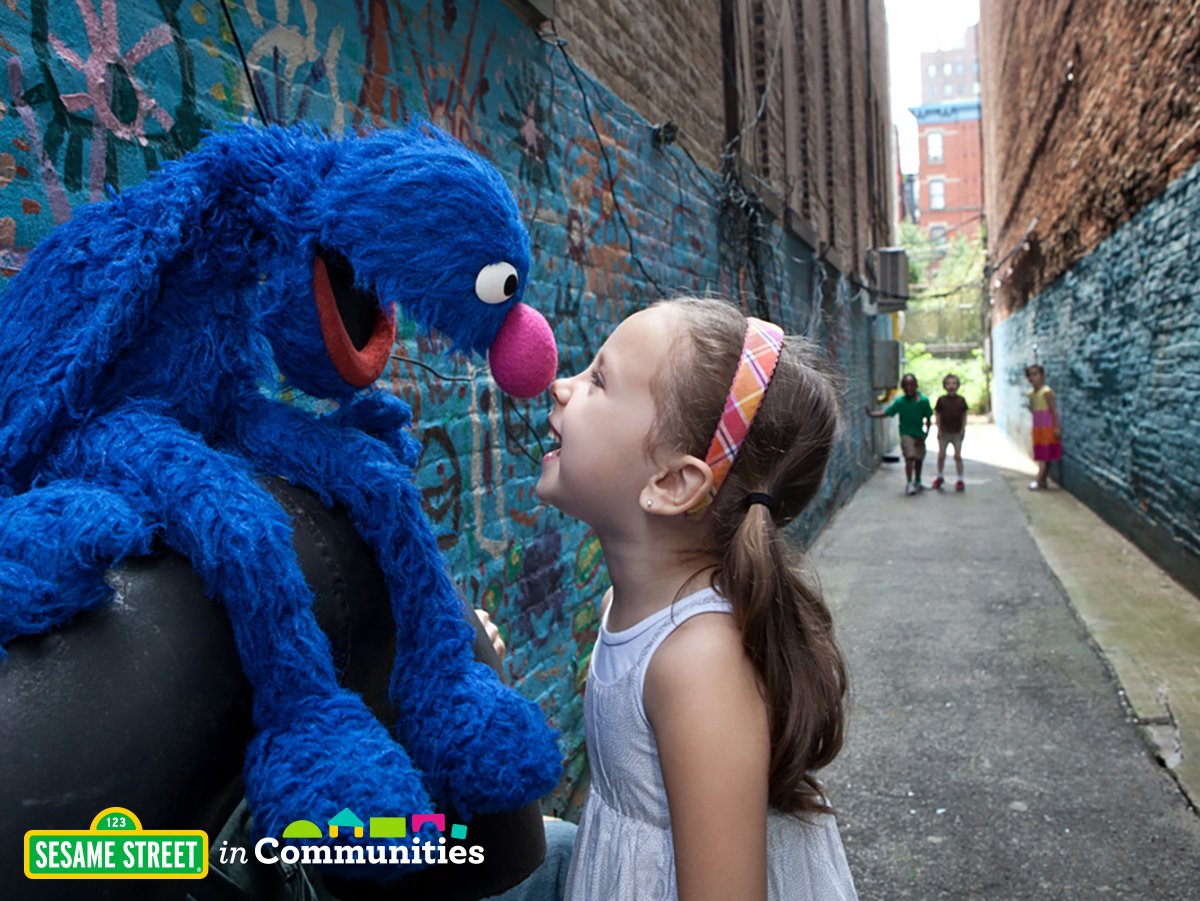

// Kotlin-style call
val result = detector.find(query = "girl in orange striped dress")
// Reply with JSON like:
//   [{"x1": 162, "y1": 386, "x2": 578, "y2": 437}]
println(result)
[{"x1": 1025, "y1": 364, "x2": 1061, "y2": 490}]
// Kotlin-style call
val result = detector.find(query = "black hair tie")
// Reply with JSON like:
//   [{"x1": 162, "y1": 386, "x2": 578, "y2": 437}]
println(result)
[{"x1": 746, "y1": 492, "x2": 776, "y2": 512}]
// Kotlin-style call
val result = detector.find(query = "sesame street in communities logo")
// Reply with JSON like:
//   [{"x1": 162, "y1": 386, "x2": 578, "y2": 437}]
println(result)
[
  {"x1": 24, "y1": 807, "x2": 208, "y2": 879},
  {"x1": 244, "y1": 809, "x2": 484, "y2": 868}
]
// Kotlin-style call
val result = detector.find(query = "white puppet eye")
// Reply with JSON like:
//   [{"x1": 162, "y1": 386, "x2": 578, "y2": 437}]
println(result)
[{"x1": 475, "y1": 262, "x2": 519, "y2": 304}]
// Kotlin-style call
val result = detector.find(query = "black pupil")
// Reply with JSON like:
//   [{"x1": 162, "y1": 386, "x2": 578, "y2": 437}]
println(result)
[{"x1": 503, "y1": 273, "x2": 518, "y2": 297}]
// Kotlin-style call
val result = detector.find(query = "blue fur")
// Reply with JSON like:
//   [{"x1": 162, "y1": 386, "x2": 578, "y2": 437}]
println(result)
[{"x1": 0, "y1": 124, "x2": 559, "y2": 880}]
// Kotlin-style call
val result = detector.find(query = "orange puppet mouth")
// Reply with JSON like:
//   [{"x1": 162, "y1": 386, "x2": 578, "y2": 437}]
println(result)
[{"x1": 312, "y1": 246, "x2": 396, "y2": 388}]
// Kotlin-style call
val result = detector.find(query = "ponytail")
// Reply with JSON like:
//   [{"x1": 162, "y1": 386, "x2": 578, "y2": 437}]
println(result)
[
  {"x1": 649, "y1": 297, "x2": 848, "y2": 816},
  {"x1": 720, "y1": 502, "x2": 845, "y2": 814}
]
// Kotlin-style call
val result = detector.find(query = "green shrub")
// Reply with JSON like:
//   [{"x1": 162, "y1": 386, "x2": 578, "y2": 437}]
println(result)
[{"x1": 903, "y1": 342, "x2": 989, "y2": 413}]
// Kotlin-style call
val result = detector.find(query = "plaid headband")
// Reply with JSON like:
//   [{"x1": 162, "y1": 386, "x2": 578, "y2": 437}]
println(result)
[{"x1": 687, "y1": 317, "x2": 784, "y2": 518}]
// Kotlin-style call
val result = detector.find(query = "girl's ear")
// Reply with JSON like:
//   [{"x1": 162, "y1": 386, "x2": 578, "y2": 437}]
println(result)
[{"x1": 641, "y1": 454, "x2": 713, "y2": 516}]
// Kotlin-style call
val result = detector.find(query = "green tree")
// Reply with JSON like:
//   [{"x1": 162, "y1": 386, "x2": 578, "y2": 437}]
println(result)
[
  {"x1": 899, "y1": 221, "x2": 932, "y2": 287},
  {"x1": 897, "y1": 225, "x2": 990, "y2": 411}
]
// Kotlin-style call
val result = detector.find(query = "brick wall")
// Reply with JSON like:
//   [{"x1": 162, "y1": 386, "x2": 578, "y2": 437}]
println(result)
[
  {"x1": 981, "y1": 0, "x2": 1200, "y2": 594},
  {"x1": 920, "y1": 24, "x2": 978, "y2": 103},
  {"x1": 980, "y1": 0, "x2": 1200, "y2": 312},
  {"x1": 991, "y1": 160, "x2": 1200, "y2": 594},
  {"x1": 559, "y1": 0, "x2": 895, "y2": 280},
  {"x1": 0, "y1": 0, "x2": 887, "y2": 816},
  {"x1": 916, "y1": 114, "x2": 982, "y2": 235},
  {"x1": 553, "y1": 0, "x2": 724, "y2": 171}
]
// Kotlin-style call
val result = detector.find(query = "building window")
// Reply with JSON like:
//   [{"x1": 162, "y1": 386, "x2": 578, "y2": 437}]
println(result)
[
  {"x1": 974, "y1": 81, "x2": 981, "y2": 95},
  {"x1": 944, "y1": 84, "x2": 953, "y2": 96},
  {"x1": 927, "y1": 132, "x2": 944, "y2": 163},
  {"x1": 943, "y1": 62, "x2": 952, "y2": 76},
  {"x1": 974, "y1": 60, "x2": 980, "y2": 75},
  {"x1": 930, "y1": 225, "x2": 947, "y2": 244},
  {"x1": 929, "y1": 179, "x2": 945, "y2": 210},
  {"x1": 955, "y1": 61, "x2": 965, "y2": 74},
  {"x1": 928, "y1": 64, "x2": 937, "y2": 77}
]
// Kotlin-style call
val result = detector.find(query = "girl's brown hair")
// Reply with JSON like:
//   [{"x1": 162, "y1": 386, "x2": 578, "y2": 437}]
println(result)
[{"x1": 650, "y1": 297, "x2": 847, "y2": 816}]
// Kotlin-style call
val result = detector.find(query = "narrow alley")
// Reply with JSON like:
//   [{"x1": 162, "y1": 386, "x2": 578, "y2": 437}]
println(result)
[{"x1": 815, "y1": 426, "x2": 1200, "y2": 899}]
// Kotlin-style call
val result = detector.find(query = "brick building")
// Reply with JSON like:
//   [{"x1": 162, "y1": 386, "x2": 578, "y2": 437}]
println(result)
[
  {"x1": 980, "y1": 0, "x2": 1200, "y2": 593},
  {"x1": 557, "y1": 0, "x2": 896, "y2": 281},
  {"x1": 921, "y1": 24, "x2": 980, "y2": 104},
  {"x1": 910, "y1": 26, "x2": 983, "y2": 242},
  {"x1": 0, "y1": 0, "x2": 895, "y2": 814},
  {"x1": 912, "y1": 99, "x2": 982, "y2": 241}
]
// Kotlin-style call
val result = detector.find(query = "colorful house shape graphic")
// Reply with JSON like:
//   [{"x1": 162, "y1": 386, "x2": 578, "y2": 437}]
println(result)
[
  {"x1": 281, "y1": 820, "x2": 322, "y2": 839},
  {"x1": 369, "y1": 817, "x2": 407, "y2": 839},
  {"x1": 328, "y1": 808, "x2": 364, "y2": 838}
]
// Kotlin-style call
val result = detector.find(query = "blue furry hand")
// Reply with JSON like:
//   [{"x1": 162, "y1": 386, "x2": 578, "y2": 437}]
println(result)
[
  {"x1": 0, "y1": 123, "x2": 562, "y2": 878},
  {"x1": 324, "y1": 391, "x2": 418, "y2": 464}
]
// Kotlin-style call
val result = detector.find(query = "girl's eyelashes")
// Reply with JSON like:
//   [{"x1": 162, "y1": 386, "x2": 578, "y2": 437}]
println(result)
[{"x1": 590, "y1": 369, "x2": 605, "y2": 389}]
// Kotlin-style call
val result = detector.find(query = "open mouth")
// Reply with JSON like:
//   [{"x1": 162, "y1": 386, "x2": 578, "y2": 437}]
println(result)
[
  {"x1": 544, "y1": 421, "x2": 562, "y2": 460},
  {"x1": 313, "y1": 245, "x2": 396, "y2": 388}
]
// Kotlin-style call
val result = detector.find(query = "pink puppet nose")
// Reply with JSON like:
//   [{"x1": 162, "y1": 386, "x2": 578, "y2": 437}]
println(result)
[{"x1": 488, "y1": 302, "x2": 558, "y2": 398}]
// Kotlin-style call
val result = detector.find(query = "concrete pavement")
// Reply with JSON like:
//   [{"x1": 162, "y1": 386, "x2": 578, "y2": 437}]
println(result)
[
  {"x1": 995, "y1": 430, "x2": 1200, "y2": 812},
  {"x1": 813, "y1": 423, "x2": 1200, "y2": 899}
]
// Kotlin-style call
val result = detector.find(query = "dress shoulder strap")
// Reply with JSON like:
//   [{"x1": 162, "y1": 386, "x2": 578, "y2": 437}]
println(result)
[
  {"x1": 631, "y1": 588, "x2": 735, "y2": 724},
  {"x1": 634, "y1": 588, "x2": 735, "y2": 671}
]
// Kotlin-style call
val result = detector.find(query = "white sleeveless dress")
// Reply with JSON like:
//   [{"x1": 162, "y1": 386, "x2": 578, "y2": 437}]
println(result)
[{"x1": 564, "y1": 588, "x2": 858, "y2": 900}]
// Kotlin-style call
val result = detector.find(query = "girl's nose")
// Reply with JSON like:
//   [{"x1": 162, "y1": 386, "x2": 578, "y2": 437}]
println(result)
[{"x1": 550, "y1": 377, "x2": 570, "y2": 406}]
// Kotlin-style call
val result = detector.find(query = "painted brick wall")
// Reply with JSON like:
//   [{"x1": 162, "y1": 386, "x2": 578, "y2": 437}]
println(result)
[
  {"x1": 981, "y1": 0, "x2": 1200, "y2": 595},
  {"x1": 992, "y1": 160, "x2": 1200, "y2": 594},
  {"x1": 0, "y1": 0, "x2": 882, "y2": 816},
  {"x1": 553, "y1": 0, "x2": 724, "y2": 171},
  {"x1": 560, "y1": 0, "x2": 896, "y2": 283},
  {"x1": 979, "y1": 0, "x2": 1200, "y2": 312}
]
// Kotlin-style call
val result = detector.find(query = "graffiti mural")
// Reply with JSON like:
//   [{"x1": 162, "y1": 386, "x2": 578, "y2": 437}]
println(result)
[{"x1": 0, "y1": 0, "x2": 878, "y2": 817}]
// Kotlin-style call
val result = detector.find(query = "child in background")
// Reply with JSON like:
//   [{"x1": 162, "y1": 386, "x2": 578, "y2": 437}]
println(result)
[
  {"x1": 1025, "y1": 364, "x2": 1061, "y2": 490},
  {"x1": 536, "y1": 297, "x2": 856, "y2": 900},
  {"x1": 932, "y1": 373, "x2": 968, "y2": 492},
  {"x1": 865, "y1": 373, "x2": 932, "y2": 495}
]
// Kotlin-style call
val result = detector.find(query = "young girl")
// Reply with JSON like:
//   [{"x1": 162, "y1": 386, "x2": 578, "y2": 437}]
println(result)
[
  {"x1": 536, "y1": 296, "x2": 856, "y2": 900},
  {"x1": 1025, "y1": 363, "x2": 1061, "y2": 490}
]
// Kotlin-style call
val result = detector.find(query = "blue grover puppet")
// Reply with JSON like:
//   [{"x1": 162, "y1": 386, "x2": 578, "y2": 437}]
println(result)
[{"x1": 0, "y1": 124, "x2": 562, "y2": 860}]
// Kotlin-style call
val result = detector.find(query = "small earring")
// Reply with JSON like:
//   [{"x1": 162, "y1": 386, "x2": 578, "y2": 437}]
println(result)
[{"x1": 645, "y1": 498, "x2": 653, "y2": 508}]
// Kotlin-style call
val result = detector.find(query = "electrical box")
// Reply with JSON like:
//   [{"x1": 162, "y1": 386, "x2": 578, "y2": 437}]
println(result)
[
  {"x1": 873, "y1": 247, "x2": 909, "y2": 314},
  {"x1": 872, "y1": 340, "x2": 900, "y2": 390}
]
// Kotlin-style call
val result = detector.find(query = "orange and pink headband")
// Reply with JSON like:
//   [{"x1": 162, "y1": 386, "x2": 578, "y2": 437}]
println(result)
[{"x1": 687, "y1": 317, "x2": 784, "y2": 518}]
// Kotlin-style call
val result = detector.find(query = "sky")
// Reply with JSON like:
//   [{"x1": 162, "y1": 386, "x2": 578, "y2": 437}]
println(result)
[{"x1": 884, "y1": 0, "x2": 981, "y2": 174}]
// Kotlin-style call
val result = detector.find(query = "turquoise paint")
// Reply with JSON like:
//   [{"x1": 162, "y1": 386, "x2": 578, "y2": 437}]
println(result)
[{"x1": 993, "y1": 159, "x2": 1200, "y2": 586}]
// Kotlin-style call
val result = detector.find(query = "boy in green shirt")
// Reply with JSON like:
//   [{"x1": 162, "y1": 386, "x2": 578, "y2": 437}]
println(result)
[{"x1": 865, "y1": 374, "x2": 933, "y2": 495}]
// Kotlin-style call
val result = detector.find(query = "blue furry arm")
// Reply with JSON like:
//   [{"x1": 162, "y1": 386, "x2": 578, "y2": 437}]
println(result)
[
  {"x1": 226, "y1": 391, "x2": 465, "y2": 640},
  {"x1": 0, "y1": 482, "x2": 155, "y2": 648},
  {"x1": 226, "y1": 392, "x2": 563, "y2": 815},
  {"x1": 322, "y1": 391, "x2": 420, "y2": 468}
]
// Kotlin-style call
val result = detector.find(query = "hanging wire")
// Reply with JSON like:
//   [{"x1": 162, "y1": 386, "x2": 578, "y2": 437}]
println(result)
[
  {"x1": 676, "y1": 140, "x2": 723, "y2": 194},
  {"x1": 219, "y1": 0, "x2": 270, "y2": 124},
  {"x1": 541, "y1": 26, "x2": 670, "y2": 300},
  {"x1": 505, "y1": 396, "x2": 549, "y2": 465},
  {"x1": 986, "y1": 217, "x2": 1039, "y2": 278},
  {"x1": 712, "y1": 0, "x2": 793, "y2": 318},
  {"x1": 389, "y1": 352, "x2": 549, "y2": 469},
  {"x1": 722, "y1": 0, "x2": 788, "y2": 161},
  {"x1": 532, "y1": 23, "x2": 811, "y2": 315},
  {"x1": 389, "y1": 351, "x2": 478, "y2": 383}
]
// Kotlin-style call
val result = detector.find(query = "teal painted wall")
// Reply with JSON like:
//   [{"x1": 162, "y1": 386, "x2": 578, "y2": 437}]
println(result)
[{"x1": 992, "y1": 160, "x2": 1200, "y2": 594}]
